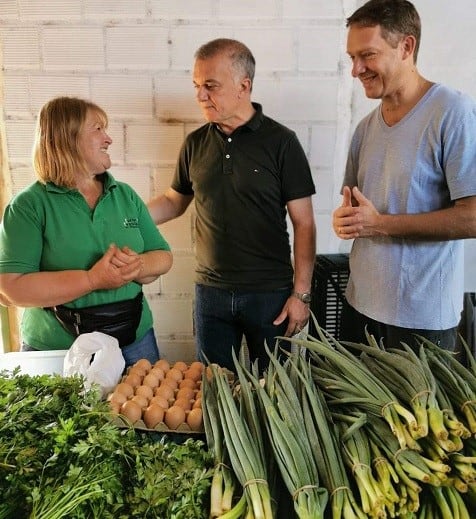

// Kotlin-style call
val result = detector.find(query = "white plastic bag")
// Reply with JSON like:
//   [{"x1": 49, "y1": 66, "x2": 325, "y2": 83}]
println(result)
[{"x1": 63, "y1": 332, "x2": 125, "y2": 398}]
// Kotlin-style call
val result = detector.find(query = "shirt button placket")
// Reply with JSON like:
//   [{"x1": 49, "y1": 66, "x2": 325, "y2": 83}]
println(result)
[{"x1": 223, "y1": 136, "x2": 233, "y2": 175}]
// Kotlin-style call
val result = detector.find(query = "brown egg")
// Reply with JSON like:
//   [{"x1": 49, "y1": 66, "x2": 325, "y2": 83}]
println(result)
[
  {"x1": 115, "y1": 382, "x2": 134, "y2": 398},
  {"x1": 123, "y1": 372, "x2": 142, "y2": 388},
  {"x1": 130, "y1": 394, "x2": 149, "y2": 409},
  {"x1": 143, "y1": 404, "x2": 165, "y2": 429},
  {"x1": 143, "y1": 373, "x2": 160, "y2": 389},
  {"x1": 192, "y1": 397, "x2": 202, "y2": 409},
  {"x1": 189, "y1": 361, "x2": 204, "y2": 373},
  {"x1": 164, "y1": 405, "x2": 186, "y2": 430},
  {"x1": 149, "y1": 367, "x2": 165, "y2": 382},
  {"x1": 187, "y1": 407, "x2": 203, "y2": 431},
  {"x1": 135, "y1": 384, "x2": 154, "y2": 400},
  {"x1": 195, "y1": 390, "x2": 202, "y2": 400},
  {"x1": 108, "y1": 390, "x2": 128, "y2": 406},
  {"x1": 127, "y1": 368, "x2": 146, "y2": 381},
  {"x1": 161, "y1": 376, "x2": 178, "y2": 390},
  {"x1": 174, "y1": 397, "x2": 192, "y2": 411},
  {"x1": 155, "y1": 359, "x2": 170, "y2": 373},
  {"x1": 176, "y1": 387, "x2": 195, "y2": 401},
  {"x1": 120, "y1": 400, "x2": 142, "y2": 424},
  {"x1": 150, "y1": 395, "x2": 170, "y2": 409},
  {"x1": 179, "y1": 378, "x2": 196, "y2": 390},
  {"x1": 155, "y1": 383, "x2": 174, "y2": 400},
  {"x1": 173, "y1": 360, "x2": 188, "y2": 372},
  {"x1": 166, "y1": 367, "x2": 183, "y2": 382},
  {"x1": 108, "y1": 400, "x2": 121, "y2": 414},
  {"x1": 134, "y1": 358, "x2": 152, "y2": 373},
  {"x1": 183, "y1": 368, "x2": 202, "y2": 383}
]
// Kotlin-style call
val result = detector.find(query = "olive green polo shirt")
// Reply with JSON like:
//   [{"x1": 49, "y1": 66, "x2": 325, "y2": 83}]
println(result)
[
  {"x1": 172, "y1": 103, "x2": 315, "y2": 290},
  {"x1": 0, "y1": 173, "x2": 170, "y2": 350}
]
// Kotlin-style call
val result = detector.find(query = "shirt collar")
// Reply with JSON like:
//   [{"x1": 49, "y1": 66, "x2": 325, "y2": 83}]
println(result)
[
  {"x1": 213, "y1": 102, "x2": 264, "y2": 135},
  {"x1": 46, "y1": 171, "x2": 117, "y2": 193},
  {"x1": 243, "y1": 102, "x2": 264, "y2": 131}
]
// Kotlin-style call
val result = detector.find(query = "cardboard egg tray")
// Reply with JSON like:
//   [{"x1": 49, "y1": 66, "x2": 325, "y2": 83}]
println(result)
[
  {"x1": 109, "y1": 361, "x2": 234, "y2": 435},
  {"x1": 113, "y1": 414, "x2": 204, "y2": 435}
]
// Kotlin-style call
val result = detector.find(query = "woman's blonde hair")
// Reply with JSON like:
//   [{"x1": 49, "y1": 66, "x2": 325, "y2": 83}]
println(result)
[{"x1": 33, "y1": 96, "x2": 108, "y2": 187}]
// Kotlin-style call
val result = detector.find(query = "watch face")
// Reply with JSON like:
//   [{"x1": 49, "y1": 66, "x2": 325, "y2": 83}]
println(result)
[{"x1": 301, "y1": 293, "x2": 312, "y2": 304}]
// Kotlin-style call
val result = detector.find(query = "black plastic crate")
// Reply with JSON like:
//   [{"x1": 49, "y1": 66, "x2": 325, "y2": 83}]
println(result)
[{"x1": 309, "y1": 254, "x2": 349, "y2": 340}]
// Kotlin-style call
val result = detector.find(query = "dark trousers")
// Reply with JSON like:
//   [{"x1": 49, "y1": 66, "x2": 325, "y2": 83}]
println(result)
[
  {"x1": 194, "y1": 284, "x2": 291, "y2": 374},
  {"x1": 339, "y1": 299, "x2": 457, "y2": 353}
]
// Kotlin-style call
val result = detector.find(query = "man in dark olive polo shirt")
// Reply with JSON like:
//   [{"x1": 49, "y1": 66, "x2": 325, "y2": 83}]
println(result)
[{"x1": 148, "y1": 38, "x2": 316, "y2": 373}]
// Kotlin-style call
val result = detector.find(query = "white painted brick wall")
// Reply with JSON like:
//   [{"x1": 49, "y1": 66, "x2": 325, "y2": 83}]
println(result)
[
  {"x1": 42, "y1": 27, "x2": 105, "y2": 71},
  {"x1": 217, "y1": 0, "x2": 279, "y2": 19},
  {"x1": 154, "y1": 76, "x2": 203, "y2": 121},
  {"x1": 91, "y1": 75, "x2": 153, "y2": 118},
  {"x1": 29, "y1": 77, "x2": 91, "y2": 114},
  {"x1": 1, "y1": 0, "x2": 475, "y2": 357},
  {"x1": 126, "y1": 123, "x2": 184, "y2": 164},
  {"x1": 0, "y1": 27, "x2": 41, "y2": 69},
  {"x1": 282, "y1": 0, "x2": 343, "y2": 19},
  {"x1": 234, "y1": 28, "x2": 295, "y2": 72},
  {"x1": 253, "y1": 77, "x2": 338, "y2": 122},
  {"x1": 83, "y1": 0, "x2": 147, "y2": 20},
  {"x1": 106, "y1": 27, "x2": 170, "y2": 71},
  {"x1": 19, "y1": 0, "x2": 81, "y2": 21},
  {"x1": 5, "y1": 121, "x2": 36, "y2": 164},
  {"x1": 169, "y1": 26, "x2": 229, "y2": 71},
  {"x1": 150, "y1": 0, "x2": 214, "y2": 21}
]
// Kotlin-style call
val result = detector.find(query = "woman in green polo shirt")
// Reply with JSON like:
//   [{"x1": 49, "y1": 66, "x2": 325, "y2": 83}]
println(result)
[{"x1": 0, "y1": 96, "x2": 172, "y2": 367}]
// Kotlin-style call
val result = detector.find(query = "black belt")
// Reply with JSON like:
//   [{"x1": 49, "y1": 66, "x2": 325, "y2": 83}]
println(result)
[{"x1": 47, "y1": 292, "x2": 143, "y2": 348}]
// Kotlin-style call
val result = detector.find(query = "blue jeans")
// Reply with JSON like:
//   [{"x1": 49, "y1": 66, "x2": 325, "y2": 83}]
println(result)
[
  {"x1": 121, "y1": 328, "x2": 160, "y2": 368},
  {"x1": 22, "y1": 328, "x2": 160, "y2": 369},
  {"x1": 194, "y1": 284, "x2": 291, "y2": 374}
]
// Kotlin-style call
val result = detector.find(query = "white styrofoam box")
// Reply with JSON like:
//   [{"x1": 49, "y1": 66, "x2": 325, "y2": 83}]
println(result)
[{"x1": 0, "y1": 350, "x2": 68, "y2": 376}]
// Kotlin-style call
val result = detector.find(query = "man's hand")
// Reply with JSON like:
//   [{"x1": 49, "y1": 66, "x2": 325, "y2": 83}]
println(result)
[
  {"x1": 333, "y1": 186, "x2": 382, "y2": 239},
  {"x1": 273, "y1": 296, "x2": 310, "y2": 337}
]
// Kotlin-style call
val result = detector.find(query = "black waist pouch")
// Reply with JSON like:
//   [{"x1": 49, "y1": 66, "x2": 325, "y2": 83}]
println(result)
[{"x1": 48, "y1": 292, "x2": 143, "y2": 348}]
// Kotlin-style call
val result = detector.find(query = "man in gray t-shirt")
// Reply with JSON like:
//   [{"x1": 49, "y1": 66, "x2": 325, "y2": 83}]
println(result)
[{"x1": 333, "y1": 0, "x2": 476, "y2": 351}]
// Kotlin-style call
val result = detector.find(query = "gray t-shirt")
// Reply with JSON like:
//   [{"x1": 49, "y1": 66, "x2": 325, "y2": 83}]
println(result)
[{"x1": 343, "y1": 83, "x2": 476, "y2": 329}]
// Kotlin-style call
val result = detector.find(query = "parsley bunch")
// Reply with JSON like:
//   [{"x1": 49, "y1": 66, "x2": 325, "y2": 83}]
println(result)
[{"x1": 0, "y1": 369, "x2": 213, "y2": 519}]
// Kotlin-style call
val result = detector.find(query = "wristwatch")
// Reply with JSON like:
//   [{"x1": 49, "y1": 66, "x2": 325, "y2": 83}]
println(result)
[{"x1": 291, "y1": 291, "x2": 312, "y2": 304}]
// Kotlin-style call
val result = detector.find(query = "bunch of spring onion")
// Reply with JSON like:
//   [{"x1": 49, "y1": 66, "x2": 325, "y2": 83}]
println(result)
[
  {"x1": 368, "y1": 416, "x2": 473, "y2": 515},
  {"x1": 207, "y1": 362, "x2": 274, "y2": 519},
  {"x1": 338, "y1": 418, "x2": 393, "y2": 518},
  {"x1": 422, "y1": 338, "x2": 476, "y2": 435},
  {"x1": 417, "y1": 485, "x2": 471, "y2": 519},
  {"x1": 273, "y1": 343, "x2": 367, "y2": 519},
  {"x1": 202, "y1": 368, "x2": 237, "y2": 518},
  {"x1": 237, "y1": 347, "x2": 328, "y2": 519},
  {"x1": 292, "y1": 323, "x2": 418, "y2": 451},
  {"x1": 344, "y1": 335, "x2": 449, "y2": 444}
]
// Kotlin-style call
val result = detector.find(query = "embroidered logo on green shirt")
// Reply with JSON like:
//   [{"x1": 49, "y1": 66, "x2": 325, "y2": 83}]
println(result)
[{"x1": 123, "y1": 218, "x2": 139, "y2": 228}]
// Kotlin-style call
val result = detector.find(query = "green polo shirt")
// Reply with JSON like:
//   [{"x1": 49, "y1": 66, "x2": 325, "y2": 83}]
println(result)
[
  {"x1": 0, "y1": 172, "x2": 170, "y2": 350},
  {"x1": 172, "y1": 103, "x2": 315, "y2": 290}
]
